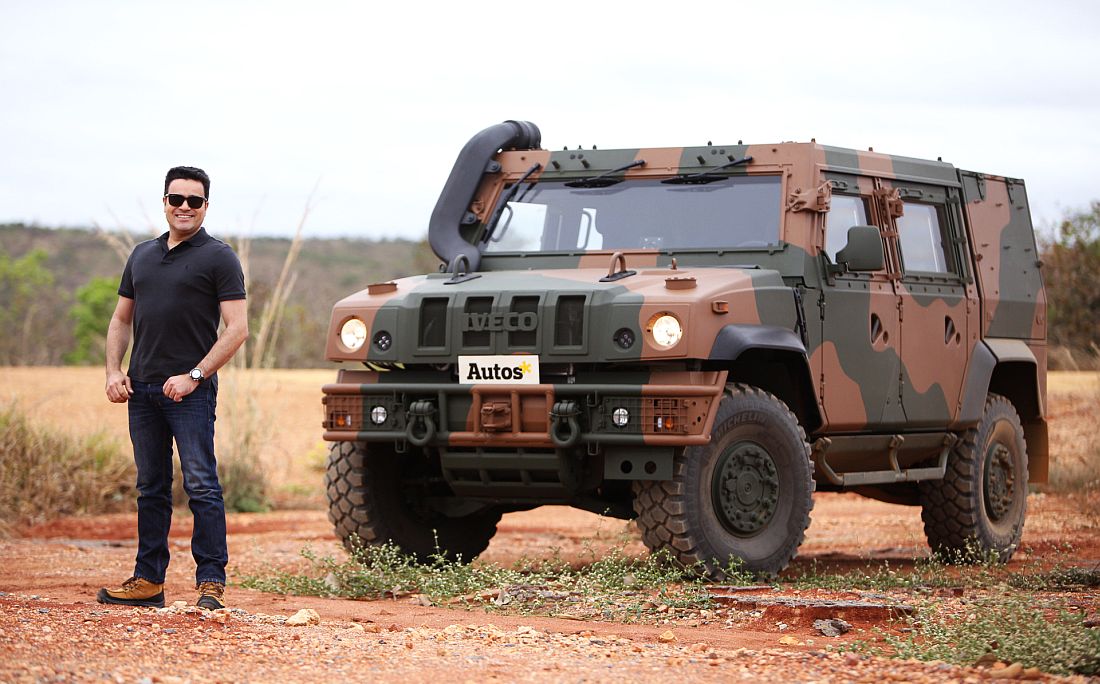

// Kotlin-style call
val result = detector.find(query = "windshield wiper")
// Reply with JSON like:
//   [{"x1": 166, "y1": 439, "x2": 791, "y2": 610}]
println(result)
[
  {"x1": 564, "y1": 159, "x2": 646, "y2": 188},
  {"x1": 661, "y1": 155, "x2": 753, "y2": 185},
  {"x1": 481, "y1": 163, "x2": 541, "y2": 243}
]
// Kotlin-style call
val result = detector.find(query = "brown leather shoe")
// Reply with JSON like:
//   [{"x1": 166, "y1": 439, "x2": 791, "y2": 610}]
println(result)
[
  {"x1": 196, "y1": 581, "x2": 225, "y2": 610},
  {"x1": 96, "y1": 577, "x2": 165, "y2": 608}
]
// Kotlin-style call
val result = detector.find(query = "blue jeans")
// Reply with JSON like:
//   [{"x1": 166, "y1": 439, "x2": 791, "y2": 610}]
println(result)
[{"x1": 128, "y1": 379, "x2": 227, "y2": 585}]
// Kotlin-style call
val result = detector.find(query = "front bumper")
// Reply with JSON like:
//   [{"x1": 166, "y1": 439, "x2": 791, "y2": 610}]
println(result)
[{"x1": 322, "y1": 369, "x2": 727, "y2": 449}]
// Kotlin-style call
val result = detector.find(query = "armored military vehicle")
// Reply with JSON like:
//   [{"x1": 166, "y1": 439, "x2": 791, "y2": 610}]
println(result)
[{"x1": 322, "y1": 121, "x2": 1046, "y2": 576}]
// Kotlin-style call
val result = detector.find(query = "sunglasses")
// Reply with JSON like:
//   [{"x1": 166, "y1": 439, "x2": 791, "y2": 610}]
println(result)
[{"x1": 164, "y1": 194, "x2": 207, "y2": 209}]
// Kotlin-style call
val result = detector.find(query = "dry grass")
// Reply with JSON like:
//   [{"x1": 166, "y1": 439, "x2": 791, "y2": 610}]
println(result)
[
  {"x1": 1044, "y1": 372, "x2": 1100, "y2": 523},
  {"x1": 0, "y1": 400, "x2": 134, "y2": 534},
  {"x1": 0, "y1": 368, "x2": 1096, "y2": 515},
  {"x1": 0, "y1": 366, "x2": 333, "y2": 509},
  {"x1": 1045, "y1": 371, "x2": 1100, "y2": 493}
]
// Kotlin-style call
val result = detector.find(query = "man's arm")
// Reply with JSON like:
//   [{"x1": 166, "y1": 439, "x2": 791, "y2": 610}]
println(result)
[
  {"x1": 162, "y1": 299, "x2": 249, "y2": 402},
  {"x1": 105, "y1": 296, "x2": 134, "y2": 403}
]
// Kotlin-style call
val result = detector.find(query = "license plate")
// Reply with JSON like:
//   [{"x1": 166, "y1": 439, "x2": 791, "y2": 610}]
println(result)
[{"x1": 457, "y1": 355, "x2": 540, "y2": 385}]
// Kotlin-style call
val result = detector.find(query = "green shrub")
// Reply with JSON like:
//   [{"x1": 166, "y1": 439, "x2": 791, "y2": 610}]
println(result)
[
  {"x1": 242, "y1": 538, "x2": 715, "y2": 622},
  {"x1": 0, "y1": 401, "x2": 134, "y2": 533}
]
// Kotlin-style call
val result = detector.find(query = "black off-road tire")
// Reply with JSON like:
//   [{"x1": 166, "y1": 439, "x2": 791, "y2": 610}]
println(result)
[
  {"x1": 325, "y1": 441, "x2": 501, "y2": 563},
  {"x1": 919, "y1": 394, "x2": 1028, "y2": 563},
  {"x1": 632, "y1": 384, "x2": 814, "y2": 579}
]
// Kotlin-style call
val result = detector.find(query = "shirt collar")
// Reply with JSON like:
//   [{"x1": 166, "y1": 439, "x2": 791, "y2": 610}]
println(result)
[{"x1": 157, "y1": 227, "x2": 211, "y2": 249}]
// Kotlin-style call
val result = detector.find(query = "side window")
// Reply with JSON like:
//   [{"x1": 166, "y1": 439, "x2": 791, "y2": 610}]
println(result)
[
  {"x1": 824, "y1": 195, "x2": 869, "y2": 262},
  {"x1": 897, "y1": 202, "x2": 952, "y2": 274}
]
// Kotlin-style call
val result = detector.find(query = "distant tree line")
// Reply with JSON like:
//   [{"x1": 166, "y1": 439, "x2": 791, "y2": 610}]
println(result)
[
  {"x1": 0, "y1": 224, "x2": 437, "y2": 368},
  {"x1": 1, "y1": 208, "x2": 1098, "y2": 368},
  {"x1": 1042, "y1": 202, "x2": 1100, "y2": 368}
]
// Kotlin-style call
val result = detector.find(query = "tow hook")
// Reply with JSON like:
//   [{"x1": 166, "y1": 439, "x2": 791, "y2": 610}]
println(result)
[
  {"x1": 549, "y1": 400, "x2": 582, "y2": 448},
  {"x1": 406, "y1": 400, "x2": 437, "y2": 446}
]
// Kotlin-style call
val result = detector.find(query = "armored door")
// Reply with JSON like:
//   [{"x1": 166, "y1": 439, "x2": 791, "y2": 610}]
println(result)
[
  {"x1": 886, "y1": 182, "x2": 974, "y2": 428},
  {"x1": 817, "y1": 175, "x2": 906, "y2": 431}
]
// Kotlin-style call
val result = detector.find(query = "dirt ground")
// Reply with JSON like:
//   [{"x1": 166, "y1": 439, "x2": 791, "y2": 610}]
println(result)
[
  {"x1": 2, "y1": 368, "x2": 1098, "y2": 682},
  {"x1": 2, "y1": 492, "x2": 1098, "y2": 683}
]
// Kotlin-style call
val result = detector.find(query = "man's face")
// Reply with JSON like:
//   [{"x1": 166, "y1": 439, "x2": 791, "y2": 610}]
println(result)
[{"x1": 163, "y1": 178, "x2": 208, "y2": 237}]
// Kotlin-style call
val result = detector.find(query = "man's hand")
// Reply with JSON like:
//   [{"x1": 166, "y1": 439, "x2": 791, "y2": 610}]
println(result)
[
  {"x1": 163, "y1": 374, "x2": 199, "y2": 402},
  {"x1": 106, "y1": 370, "x2": 132, "y2": 403}
]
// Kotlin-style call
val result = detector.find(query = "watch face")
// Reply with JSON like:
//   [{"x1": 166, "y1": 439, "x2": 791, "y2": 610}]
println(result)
[{"x1": 190, "y1": 369, "x2": 202, "y2": 381}]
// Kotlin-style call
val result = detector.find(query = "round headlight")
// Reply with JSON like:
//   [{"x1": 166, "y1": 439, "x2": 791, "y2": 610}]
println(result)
[
  {"x1": 648, "y1": 314, "x2": 683, "y2": 349},
  {"x1": 340, "y1": 318, "x2": 368, "y2": 351}
]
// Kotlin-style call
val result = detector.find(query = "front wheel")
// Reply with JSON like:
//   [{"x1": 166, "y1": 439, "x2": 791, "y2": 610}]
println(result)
[
  {"x1": 919, "y1": 394, "x2": 1028, "y2": 562},
  {"x1": 633, "y1": 384, "x2": 814, "y2": 578},
  {"x1": 325, "y1": 441, "x2": 501, "y2": 563}
]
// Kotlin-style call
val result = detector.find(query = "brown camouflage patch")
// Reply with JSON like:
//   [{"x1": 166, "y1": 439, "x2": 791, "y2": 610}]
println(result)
[{"x1": 810, "y1": 341, "x2": 868, "y2": 430}]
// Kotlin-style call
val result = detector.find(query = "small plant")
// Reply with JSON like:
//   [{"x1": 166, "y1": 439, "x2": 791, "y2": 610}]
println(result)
[
  {"x1": 242, "y1": 537, "x2": 715, "y2": 622},
  {"x1": 789, "y1": 540, "x2": 1005, "y2": 592},
  {"x1": 876, "y1": 591, "x2": 1100, "y2": 676},
  {"x1": 1006, "y1": 565, "x2": 1100, "y2": 591}
]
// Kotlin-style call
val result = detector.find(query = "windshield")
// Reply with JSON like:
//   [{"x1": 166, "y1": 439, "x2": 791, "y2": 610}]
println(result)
[{"x1": 483, "y1": 175, "x2": 782, "y2": 253}]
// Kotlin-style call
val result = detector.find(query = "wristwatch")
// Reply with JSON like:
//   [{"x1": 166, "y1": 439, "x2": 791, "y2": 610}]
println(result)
[{"x1": 189, "y1": 367, "x2": 206, "y2": 383}]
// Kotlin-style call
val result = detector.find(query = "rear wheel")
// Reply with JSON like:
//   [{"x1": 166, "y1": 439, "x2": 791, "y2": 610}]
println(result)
[
  {"x1": 919, "y1": 394, "x2": 1028, "y2": 562},
  {"x1": 633, "y1": 384, "x2": 814, "y2": 578},
  {"x1": 325, "y1": 441, "x2": 501, "y2": 563}
]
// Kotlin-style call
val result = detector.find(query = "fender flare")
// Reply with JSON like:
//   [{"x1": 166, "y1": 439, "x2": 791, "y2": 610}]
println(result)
[
  {"x1": 959, "y1": 339, "x2": 1042, "y2": 424},
  {"x1": 709, "y1": 324, "x2": 822, "y2": 430},
  {"x1": 708, "y1": 324, "x2": 807, "y2": 360}
]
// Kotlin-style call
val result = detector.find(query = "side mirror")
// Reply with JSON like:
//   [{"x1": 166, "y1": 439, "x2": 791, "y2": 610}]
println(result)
[{"x1": 835, "y1": 225, "x2": 885, "y2": 272}]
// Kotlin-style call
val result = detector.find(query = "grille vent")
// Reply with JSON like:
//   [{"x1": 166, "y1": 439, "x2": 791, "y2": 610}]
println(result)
[
  {"x1": 509, "y1": 296, "x2": 539, "y2": 348},
  {"x1": 463, "y1": 297, "x2": 494, "y2": 348},
  {"x1": 419, "y1": 297, "x2": 448, "y2": 347},
  {"x1": 554, "y1": 295, "x2": 586, "y2": 347}
]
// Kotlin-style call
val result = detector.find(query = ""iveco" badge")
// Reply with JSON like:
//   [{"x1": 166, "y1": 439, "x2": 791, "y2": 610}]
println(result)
[{"x1": 461, "y1": 312, "x2": 538, "y2": 332}]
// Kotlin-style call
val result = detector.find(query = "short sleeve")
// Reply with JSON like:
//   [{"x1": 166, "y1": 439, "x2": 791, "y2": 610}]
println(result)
[
  {"x1": 118, "y1": 251, "x2": 135, "y2": 298},
  {"x1": 215, "y1": 247, "x2": 247, "y2": 301}
]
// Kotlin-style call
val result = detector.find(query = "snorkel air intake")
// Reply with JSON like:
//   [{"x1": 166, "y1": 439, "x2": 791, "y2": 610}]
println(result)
[{"x1": 428, "y1": 120, "x2": 542, "y2": 274}]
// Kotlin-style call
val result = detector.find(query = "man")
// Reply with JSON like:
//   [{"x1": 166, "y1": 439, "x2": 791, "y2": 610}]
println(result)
[{"x1": 98, "y1": 166, "x2": 249, "y2": 610}]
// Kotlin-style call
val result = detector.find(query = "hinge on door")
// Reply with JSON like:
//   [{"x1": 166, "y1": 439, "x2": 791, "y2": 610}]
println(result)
[
  {"x1": 896, "y1": 298, "x2": 904, "y2": 321},
  {"x1": 787, "y1": 180, "x2": 832, "y2": 213},
  {"x1": 817, "y1": 290, "x2": 826, "y2": 320},
  {"x1": 874, "y1": 187, "x2": 905, "y2": 219}
]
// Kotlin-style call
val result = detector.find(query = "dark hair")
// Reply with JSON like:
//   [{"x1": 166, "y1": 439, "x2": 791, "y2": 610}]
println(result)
[{"x1": 164, "y1": 166, "x2": 211, "y2": 199}]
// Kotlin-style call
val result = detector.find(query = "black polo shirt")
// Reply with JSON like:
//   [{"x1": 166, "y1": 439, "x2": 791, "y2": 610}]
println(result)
[{"x1": 118, "y1": 227, "x2": 246, "y2": 383}]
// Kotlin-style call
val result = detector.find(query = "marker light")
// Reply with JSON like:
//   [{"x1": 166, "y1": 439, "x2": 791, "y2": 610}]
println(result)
[
  {"x1": 612, "y1": 407, "x2": 630, "y2": 427},
  {"x1": 370, "y1": 406, "x2": 388, "y2": 425}
]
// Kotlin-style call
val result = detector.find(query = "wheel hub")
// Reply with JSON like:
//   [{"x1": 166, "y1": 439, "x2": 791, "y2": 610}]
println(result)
[
  {"x1": 712, "y1": 441, "x2": 780, "y2": 536},
  {"x1": 984, "y1": 443, "x2": 1015, "y2": 521}
]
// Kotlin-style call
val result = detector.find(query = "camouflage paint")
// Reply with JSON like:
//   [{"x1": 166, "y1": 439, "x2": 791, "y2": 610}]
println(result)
[
  {"x1": 322, "y1": 132, "x2": 1047, "y2": 480},
  {"x1": 960, "y1": 173, "x2": 1046, "y2": 341}
]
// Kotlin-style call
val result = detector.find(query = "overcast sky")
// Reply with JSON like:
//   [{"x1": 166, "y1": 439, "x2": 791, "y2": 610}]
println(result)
[{"x1": 2, "y1": 0, "x2": 1098, "y2": 240}]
